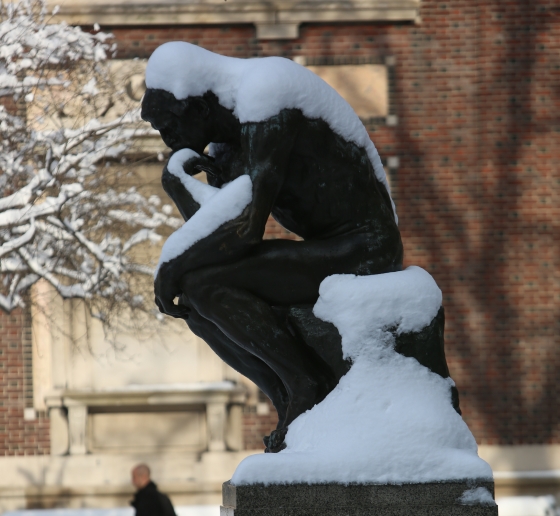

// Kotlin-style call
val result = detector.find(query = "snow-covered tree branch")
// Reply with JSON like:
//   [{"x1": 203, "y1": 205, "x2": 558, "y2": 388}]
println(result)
[{"x1": 0, "y1": 0, "x2": 180, "y2": 322}]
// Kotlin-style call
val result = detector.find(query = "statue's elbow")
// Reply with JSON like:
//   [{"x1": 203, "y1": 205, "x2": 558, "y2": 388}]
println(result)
[
  {"x1": 232, "y1": 221, "x2": 262, "y2": 250},
  {"x1": 161, "y1": 168, "x2": 174, "y2": 196},
  {"x1": 237, "y1": 229, "x2": 261, "y2": 248}
]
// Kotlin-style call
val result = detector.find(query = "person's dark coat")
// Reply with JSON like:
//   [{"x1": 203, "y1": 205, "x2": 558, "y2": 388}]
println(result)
[{"x1": 131, "y1": 481, "x2": 176, "y2": 516}]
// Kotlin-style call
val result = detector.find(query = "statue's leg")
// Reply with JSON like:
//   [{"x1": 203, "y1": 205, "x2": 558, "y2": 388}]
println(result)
[
  {"x1": 180, "y1": 232, "x2": 400, "y2": 434},
  {"x1": 183, "y1": 307, "x2": 290, "y2": 428},
  {"x1": 184, "y1": 281, "x2": 336, "y2": 433}
]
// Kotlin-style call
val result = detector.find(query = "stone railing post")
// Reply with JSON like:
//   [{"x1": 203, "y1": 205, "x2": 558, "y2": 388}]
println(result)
[
  {"x1": 66, "y1": 402, "x2": 87, "y2": 455},
  {"x1": 206, "y1": 401, "x2": 227, "y2": 452}
]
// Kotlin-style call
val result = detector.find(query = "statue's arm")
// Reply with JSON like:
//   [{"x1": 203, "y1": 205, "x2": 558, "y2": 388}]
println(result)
[
  {"x1": 161, "y1": 155, "x2": 222, "y2": 221},
  {"x1": 154, "y1": 112, "x2": 298, "y2": 318},
  {"x1": 179, "y1": 111, "x2": 298, "y2": 251},
  {"x1": 161, "y1": 165, "x2": 201, "y2": 221},
  {"x1": 235, "y1": 112, "x2": 298, "y2": 243}
]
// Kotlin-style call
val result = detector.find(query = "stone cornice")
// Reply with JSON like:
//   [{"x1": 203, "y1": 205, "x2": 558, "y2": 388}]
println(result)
[
  {"x1": 51, "y1": 0, "x2": 421, "y2": 39},
  {"x1": 44, "y1": 383, "x2": 248, "y2": 408}
]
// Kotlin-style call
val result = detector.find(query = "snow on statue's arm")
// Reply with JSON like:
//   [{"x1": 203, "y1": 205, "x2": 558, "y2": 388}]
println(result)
[
  {"x1": 162, "y1": 149, "x2": 220, "y2": 222},
  {"x1": 154, "y1": 114, "x2": 296, "y2": 317},
  {"x1": 154, "y1": 172, "x2": 253, "y2": 317}
]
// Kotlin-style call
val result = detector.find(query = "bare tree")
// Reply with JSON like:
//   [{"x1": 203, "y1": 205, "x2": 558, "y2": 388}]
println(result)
[{"x1": 0, "y1": 0, "x2": 179, "y2": 326}]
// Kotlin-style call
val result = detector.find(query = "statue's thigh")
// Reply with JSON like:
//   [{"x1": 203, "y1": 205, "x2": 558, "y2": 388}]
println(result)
[{"x1": 183, "y1": 233, "x2": 378, "y2": 306}]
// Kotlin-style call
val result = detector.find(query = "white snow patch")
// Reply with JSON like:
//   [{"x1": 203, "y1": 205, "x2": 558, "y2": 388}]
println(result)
[
  {"x1": 231, "y1": 267, "x2": 492, "y2": 485},
  {"x1": 167, "y1": 149, "x2": 219, "y2": 205},
  {"x1": 313, "y1": 266, "x2": 442, "y2": 359},
  {"x1": 496, "y1": 496, "x2": 560, "y2": 516},
  {"x1": 3, "y1": 506, "x2": 220, "y2": 516},
  {"x1": 459, "y1": 487, "x2": 496, "y2": 506},
  {"x1": 155, "y1": 174, "x2": 252, "y2": 275},
  {"x1": 145, "y1": 41, "x2": 397, "y2": 223},
  {"x1": 81, "y1": 77, "x2": 99, "y2": 95}
]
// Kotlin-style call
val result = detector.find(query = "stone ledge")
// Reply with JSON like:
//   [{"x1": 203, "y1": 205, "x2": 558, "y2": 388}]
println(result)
[
  {"x1": 221, "y1": 480, "x2": 498, "y2": 516},
  {"x1": 51, "y1": 0, "x2": 421, "y2": 39}
]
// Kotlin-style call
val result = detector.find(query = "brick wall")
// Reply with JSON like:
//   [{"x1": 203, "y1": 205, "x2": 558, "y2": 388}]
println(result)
[
  {"x1": 0, "y1": 94, "x2": 51, "y2": 456},
  {"x1": 0, "y1": 0, "x2": 556, "y2": 452},
  {"x1": 102, "y1": 0, "x2": 560, "y2": 448},
  {"x1": 0, "y1": 307, "x2": 50, "y2": 455},
  {"x1": 242, "y1": 398, "x2": 279, "y2": 452}
]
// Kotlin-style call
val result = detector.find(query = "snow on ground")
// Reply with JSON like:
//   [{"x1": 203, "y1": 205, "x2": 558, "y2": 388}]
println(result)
[
  {"x1": 231, "y1": 267, "x2": 493, "y2": 485},
  {"x1": 145, "y1": 41, "x2": 397, "y2": 223},
  {"x1": 496, "y1": 496, "x2": 560, "y2": 516},
  {"x1": 5, "y1": 497, "x2": 560, "y2": 516},
  {"x1": 3, "y1": 507, "x2": 220, "y2": 516},
  {"x1": 155, "y1": 165, "x2": 252, "y2": 275}
]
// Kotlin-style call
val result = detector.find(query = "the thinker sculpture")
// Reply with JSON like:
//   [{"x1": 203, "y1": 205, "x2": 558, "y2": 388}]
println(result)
[
  {"x1": 141, "y1": 42, "x2": 402, "y2": 452},
  {"x1": 141, "y1": 43, "x2": 496, "y2": 512}
]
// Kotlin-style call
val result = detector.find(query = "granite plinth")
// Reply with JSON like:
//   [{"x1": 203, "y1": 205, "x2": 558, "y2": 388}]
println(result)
[{"x1": 220, "y1": 480, "x2": 498, "y2": 516}]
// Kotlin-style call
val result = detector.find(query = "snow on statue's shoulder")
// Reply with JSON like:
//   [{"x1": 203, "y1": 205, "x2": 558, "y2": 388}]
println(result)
[
  {"x1": 231, "y1": 267, "x2": 493, "y2": 485},
  {"x1": 145, "y1": 41, "x2": 397, "y2": 223}
]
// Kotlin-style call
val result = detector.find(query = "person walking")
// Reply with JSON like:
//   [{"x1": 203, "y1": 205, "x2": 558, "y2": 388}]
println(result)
[{"x1": 130, "y1": 464, "x2": 176, "y2": 516}]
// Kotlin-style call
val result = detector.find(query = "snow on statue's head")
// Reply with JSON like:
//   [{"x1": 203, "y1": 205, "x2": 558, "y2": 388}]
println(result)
[
  {"x1": 143, "y1": 41, "x2": 338, "y2": 126},
  {"x1": 145, "y1": 42, "x2": 238, "y2": 110},
  {"x1": 144, "y1": 42, "x2": 397, "y2": 222}
]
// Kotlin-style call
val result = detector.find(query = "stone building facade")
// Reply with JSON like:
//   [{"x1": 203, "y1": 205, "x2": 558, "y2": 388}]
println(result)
[{"x1": 1, "y1": 0, "x2": 559, "y2": 509}]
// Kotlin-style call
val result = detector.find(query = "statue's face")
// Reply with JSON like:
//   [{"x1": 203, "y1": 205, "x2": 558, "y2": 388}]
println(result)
[{"x1": 141, "y1": 88, "x2": 210, "y2": 154}]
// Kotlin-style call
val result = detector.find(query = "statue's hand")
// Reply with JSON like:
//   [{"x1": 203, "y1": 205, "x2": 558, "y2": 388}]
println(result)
[
  {"x1": 154, "y1": 264, "x2": 190, "y2": 319},
  {"x1": 191, "y1": 155, "x2": 223, "y2": 180}
]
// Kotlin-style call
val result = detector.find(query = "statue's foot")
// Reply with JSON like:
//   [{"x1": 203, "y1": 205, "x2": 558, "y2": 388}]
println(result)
[
  {"x1": 275, "y1": 407, "x2": 288, "y2": 431},
  {"x1": 264, "y1": 427, "x2": 288, "y2": 453},
  {"x1": 263, "y1": 373, "x2": 337, "y2": 453},
  {"x1": 273, "y1": 392, "x2": 289, "y2": 431},
  {"x1": 282, "y1": 374, "x2": 336, "y2": 427}
]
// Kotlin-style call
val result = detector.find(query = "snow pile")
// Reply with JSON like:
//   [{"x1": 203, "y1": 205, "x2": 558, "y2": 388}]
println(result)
[
  {"x1": 231, "y1": 267, "x2": 493, "y2": 485},
  {"x1": 145, "y1": 41, "x2": 397, "y2": 223},
  {"x1": 156, "y1": 152, "x2": 252, "y2": 274},
  {"x1": 459, "y1": 487, "x2": 496, "y2": 506}
]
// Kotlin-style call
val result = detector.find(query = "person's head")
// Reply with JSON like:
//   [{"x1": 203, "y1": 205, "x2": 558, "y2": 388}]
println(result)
[
  {"x1": 131, "y1": 463, "x2": 151, "y2": 490},
  {"x1": 141, "y1": 88, "x2": 212, "y2": 154}
]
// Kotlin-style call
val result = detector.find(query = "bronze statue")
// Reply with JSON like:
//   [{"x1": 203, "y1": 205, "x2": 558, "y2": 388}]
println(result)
[{"x1": 141, "y1": 43, "x2": 403, "y2": 452}]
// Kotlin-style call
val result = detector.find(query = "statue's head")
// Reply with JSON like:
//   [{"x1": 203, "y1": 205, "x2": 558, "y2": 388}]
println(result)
[
  {"x1": 141, "y1": 88, "x2": 210, "y2": 153},
  {"x1": 142, "y1": 42, "x2": 227, "y2": 153},
  {"x1": 142, "y1": 41, "x2": 242, "y2": 153}
]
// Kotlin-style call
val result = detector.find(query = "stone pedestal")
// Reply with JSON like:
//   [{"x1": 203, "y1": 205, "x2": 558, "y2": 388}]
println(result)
[{"x1": 220, "y1": 480, "x2": 498, "y2": 515}]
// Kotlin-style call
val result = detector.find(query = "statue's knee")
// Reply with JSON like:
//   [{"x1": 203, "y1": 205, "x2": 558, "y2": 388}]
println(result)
[
  {"x1": 183, "y1": 308, "x2": 205, "y2": 336},
  {"x1": 181, "y1": 272, "x2": 218, "y2": 314},
  {"x1": 181, "y1": 271, "x2": 197, "y2": 295}
]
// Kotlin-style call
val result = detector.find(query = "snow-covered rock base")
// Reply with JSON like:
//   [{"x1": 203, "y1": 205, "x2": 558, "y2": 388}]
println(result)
[{"x1": 231, "y1": 266, "x2": 493, "y2": 486}]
